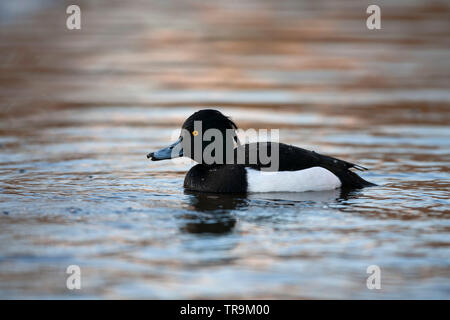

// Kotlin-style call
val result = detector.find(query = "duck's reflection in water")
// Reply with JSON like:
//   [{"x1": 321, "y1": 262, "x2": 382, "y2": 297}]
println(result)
[
  {"x1": 247, "y1": 188, "x2": 350, "y2": 203},
  {"x1": 180, "y1": 191, "x2": 247, "y2": 235},
  {"x1": 180, "y1": 188, "x2": 354, "y2": 235}
]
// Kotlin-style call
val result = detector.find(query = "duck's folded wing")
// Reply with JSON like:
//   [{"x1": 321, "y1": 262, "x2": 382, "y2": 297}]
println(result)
[
  {"x1": 235, "y1": 142, "x2": 375, "y2": 188},
  {"x1": 309, "y1": 150, "x2": 368, "y2": 171}
]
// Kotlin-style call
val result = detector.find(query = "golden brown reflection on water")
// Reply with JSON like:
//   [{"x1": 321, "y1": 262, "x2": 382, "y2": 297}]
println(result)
[{"x1": 0, "y1": 0, "x2": 449, "y2": 298}]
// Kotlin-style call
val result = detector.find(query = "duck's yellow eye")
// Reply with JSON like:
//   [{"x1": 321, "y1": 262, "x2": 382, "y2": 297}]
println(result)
[{"x1": 192, "y1": 130, "x2": 199, "y2": 136}]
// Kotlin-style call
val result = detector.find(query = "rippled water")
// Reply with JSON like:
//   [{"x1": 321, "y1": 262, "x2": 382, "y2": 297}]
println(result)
[
  {"x1": 1, "y1": 105, "x2": 449, "y2": 299},
  {"x1": 0, "y1": 0, "x2": 449, "y2": 299}
]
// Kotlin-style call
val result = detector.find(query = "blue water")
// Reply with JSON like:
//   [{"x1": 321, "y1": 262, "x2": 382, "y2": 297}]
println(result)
[
  {"x1": 0, "y1": 106, "x2": 449, "y2": 299},
  {"x1": 0, "y1": 0, "x2": 449, "y2": 299}
]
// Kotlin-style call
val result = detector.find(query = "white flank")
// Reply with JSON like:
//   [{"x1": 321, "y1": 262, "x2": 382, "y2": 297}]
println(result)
[{"x1": 246, "y1": 167, "x2": 342, "y2": 193}]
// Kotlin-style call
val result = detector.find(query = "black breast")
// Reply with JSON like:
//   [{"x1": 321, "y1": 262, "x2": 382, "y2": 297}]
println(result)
[{"x1": 184, "y1": 164, "x2": 247, "y2": 193}]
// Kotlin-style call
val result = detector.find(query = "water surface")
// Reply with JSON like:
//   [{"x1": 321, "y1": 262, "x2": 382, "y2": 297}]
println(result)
[{"x1": 0, "y1": 0, "x2": 449, "y2": 299}]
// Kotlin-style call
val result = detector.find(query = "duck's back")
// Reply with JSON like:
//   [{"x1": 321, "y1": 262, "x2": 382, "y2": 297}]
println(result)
[{"x1": 236, "y1": 142, "x2": 375, "y2": 189}]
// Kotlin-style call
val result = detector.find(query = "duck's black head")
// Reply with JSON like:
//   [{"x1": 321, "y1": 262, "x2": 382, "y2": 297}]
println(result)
[{"x1": 147, "y1": 109, "x2": 239, "y2": 164}]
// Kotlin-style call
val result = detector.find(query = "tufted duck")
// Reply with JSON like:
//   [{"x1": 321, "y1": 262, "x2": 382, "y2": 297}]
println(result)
[{"x1": 147, "y1": 109, "x2": 375, "y2": 193}]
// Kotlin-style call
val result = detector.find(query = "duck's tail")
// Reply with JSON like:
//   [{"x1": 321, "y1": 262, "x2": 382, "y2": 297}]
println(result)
[
  {"x1": 334, "y1": 169, "x2": 376, "y2": 189},
  {"x1": 313, "y1": 152, "x2": 376, "y2": 189}
]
